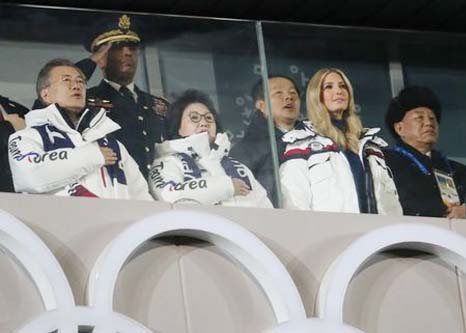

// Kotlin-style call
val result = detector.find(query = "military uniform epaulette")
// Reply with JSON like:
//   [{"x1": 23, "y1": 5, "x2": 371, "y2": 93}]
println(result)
[{"x1": 144, "y1": 95, "x2": 169, "y2": 117}]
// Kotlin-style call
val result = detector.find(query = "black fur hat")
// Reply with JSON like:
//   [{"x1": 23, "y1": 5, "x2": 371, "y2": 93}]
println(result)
[{"x1": 385, "y1": 86, "x2": 442, "y2": 140}]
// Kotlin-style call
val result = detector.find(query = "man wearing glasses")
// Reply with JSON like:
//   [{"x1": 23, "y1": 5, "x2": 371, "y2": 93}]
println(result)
[{"x1": 8, "y1": 58, "x2": 151, "y2": 200}]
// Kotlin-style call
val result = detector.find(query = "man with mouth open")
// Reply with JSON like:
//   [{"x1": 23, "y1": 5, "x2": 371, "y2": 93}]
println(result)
[
  {"x1": 230, "y1": 75, "x2": 301, "y2": 207},
  {"x1": 8, "y1": 58, "x2": 151, "y2": 200},
  {"x1": 384, "y1": 86, "x2": 466, "y2": 218},
  {"x1": 86, "y1": 14, "x2": 169, "y2": 180}
]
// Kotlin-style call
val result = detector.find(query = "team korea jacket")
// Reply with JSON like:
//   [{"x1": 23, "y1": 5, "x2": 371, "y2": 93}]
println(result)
[
  {"x1": 8, "y1": 104, "x2": 151, "y2": 200},
  {"x1": 280, "y1": 121, "x2": 402, "y2": 214},
  {"x1": 149, "y1": 132, "x2": 272, "y2": 208}
]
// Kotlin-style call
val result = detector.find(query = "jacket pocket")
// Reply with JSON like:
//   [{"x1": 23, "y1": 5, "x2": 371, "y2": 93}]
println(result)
[{"x1": 307, "y1": 152, "x2": 332, "y2": 184}]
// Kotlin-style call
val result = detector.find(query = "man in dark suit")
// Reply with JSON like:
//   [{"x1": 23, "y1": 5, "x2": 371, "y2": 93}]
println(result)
[
  {"x1": 384, "y1": 86, "x2": 466, "y2": 219},
  {"x1": 86, "y1": 14, "x2": 169, "y2": 179},
  {"x1": 230, "y1": 75, "x2": 301, "y2": 207}
]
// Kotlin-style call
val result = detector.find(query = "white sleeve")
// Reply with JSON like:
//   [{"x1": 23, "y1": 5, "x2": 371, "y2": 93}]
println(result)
[
  {"x1": 8, "y1": 130, "x2": 104, "y2": 193},
  {"x1": 119, "y1": 142, "x2": 152, "y2": 201},
  {"x1": 279, "y1": 158, "x2": 312, "y2": 210},
  {"x1": 368, "y1": 155, "x2": 403, "y2": 216},
  {"x1": 148, "y1": 156, "x2": 234, "y2": 205}
]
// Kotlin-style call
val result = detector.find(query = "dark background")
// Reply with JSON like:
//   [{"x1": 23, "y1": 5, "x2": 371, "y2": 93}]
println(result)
[
  {"x1": 3, "y1": 0, "x2": 466, "y2": 33},
  {"x1": 1, "y1": 2, "x2": 466, "y2": 159}
]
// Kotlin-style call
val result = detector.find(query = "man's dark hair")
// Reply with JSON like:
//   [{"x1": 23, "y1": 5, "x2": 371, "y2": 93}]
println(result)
[
  {"x1": 166, "y1": 89, "x2": 224, "y2": 140},
  {"x1": 251, "y1": 75, "x2": 300, "y2": 104},
  {"x1": 36, "y1": 58, "x2": 85, "y2": 103}
]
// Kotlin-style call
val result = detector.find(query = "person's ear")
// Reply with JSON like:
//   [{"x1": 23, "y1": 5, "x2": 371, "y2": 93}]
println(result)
[
  {"x1": 40, "y1": 88, "x2": 51, "y2": 104},
  {"x1": 394, "y1": 121, "x2": 403, "y2": 136},
  {"x1": 255, "y1": 99, "x2": 267, "y2": 116}
]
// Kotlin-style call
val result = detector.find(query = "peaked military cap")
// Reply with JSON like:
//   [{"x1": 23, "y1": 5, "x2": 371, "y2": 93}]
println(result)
[{"x1": 85, "y1": 14, "x2": 141, "y2": 52}]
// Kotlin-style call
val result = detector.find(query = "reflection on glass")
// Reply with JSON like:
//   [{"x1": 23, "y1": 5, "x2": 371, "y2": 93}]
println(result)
[
  {"x1": 0, "y1": 5, "x2": 264, "y2": 206},
  {"x1": 1, "y1": 3, "x2": 466, "y2": 215}
]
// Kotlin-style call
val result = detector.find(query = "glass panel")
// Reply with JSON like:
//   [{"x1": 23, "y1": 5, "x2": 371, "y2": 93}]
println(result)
[
  {"x1": 0, "y1": 4, "x2": 274, "y2": 209},
  {"x1": 261, "y1": 22, "x2": 395, "y2": 210},
  {"x1": 141, "y1": 14, "x2": 274, "y2": 207},
  {"x1": 261, "y1": 22, "x2": 466, "y2": 217},
  {"x1": 402, "y1": 35, "x2": 466, "y2": 164},
  {"x1": 2, "y1": 3, "x2": 465, "y2": 214},
  {"x1": 261, "y1": 23, "x2": 394, "y2": 136}
]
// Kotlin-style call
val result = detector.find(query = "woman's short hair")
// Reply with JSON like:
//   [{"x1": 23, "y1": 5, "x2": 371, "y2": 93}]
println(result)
[{"x1": 166, "y1": 89, "x2": 223, "y2": 140}]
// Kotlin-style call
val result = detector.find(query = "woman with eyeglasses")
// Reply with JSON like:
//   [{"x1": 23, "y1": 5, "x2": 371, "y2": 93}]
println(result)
[
  {"x1": 280, "y1": 68, "x2": 401, "y2": 214},
  {"x1": 148, "y1": 89, "x2": 272, "y2": 207}
]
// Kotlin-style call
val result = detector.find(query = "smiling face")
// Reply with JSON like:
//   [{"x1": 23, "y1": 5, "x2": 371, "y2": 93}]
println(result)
[
  {"x1": 40, "y1": 65, "x2": 86, "y2": 114},
  {"x1": 395, "y1": 106, "x2": 439, "y2": 153},
  {"x1": 256, "y1": 77, "x2": 301, "y2": 130},
  {"x1": 105, "y1": 43, "x2": 139, "y2": 85},
  {"x1": 178, "y1": 103, "x2": 217, "y2": 143},
  {"x1": 321, "y1": 72, "x2": 349, "y2": 120}
]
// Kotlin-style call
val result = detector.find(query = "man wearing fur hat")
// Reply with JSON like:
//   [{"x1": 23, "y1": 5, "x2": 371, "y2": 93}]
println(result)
[
  {"x1": 384, "y1": 86, "x2": 466, "y2": 219},
  {"x1": 86, "y1": 14, "x2": 169, "y2": 180}
]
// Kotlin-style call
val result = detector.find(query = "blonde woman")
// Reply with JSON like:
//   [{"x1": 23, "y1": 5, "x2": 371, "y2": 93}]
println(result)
[{"x1": 279, "y1": 68, "x2": 401, "y2": 214}]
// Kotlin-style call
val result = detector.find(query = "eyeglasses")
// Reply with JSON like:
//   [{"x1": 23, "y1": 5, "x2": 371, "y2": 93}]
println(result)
[
  {"x1": 188, "y1": 111, "x2": 215, "y2": 123},
  {"x1": 52, "y1": 75, "x2": 87, "y2": 88}
]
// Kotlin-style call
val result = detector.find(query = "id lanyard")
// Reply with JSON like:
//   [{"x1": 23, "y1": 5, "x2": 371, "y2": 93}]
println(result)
[{"x1": 391, "y1": 144, "x2": 453, "y2": 176}]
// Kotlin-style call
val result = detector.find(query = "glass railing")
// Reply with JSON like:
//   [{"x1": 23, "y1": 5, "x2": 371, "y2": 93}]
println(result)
[{"x1": 1, "y1": 4, "x2": 465, "y2": 217}]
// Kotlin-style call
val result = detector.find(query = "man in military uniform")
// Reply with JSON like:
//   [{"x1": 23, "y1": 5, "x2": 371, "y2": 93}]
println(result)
[
  {"x1": 86, "y1": 14, "x2": 169, "y2": 179},
  {"x1": 384, "y1": 86, "x2": 466, "y2": 219}
]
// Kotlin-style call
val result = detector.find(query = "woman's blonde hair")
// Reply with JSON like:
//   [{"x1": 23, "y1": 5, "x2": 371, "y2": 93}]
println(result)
[{"x1": 306, "y1": 68, "x2": 363, "y2": 153}]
